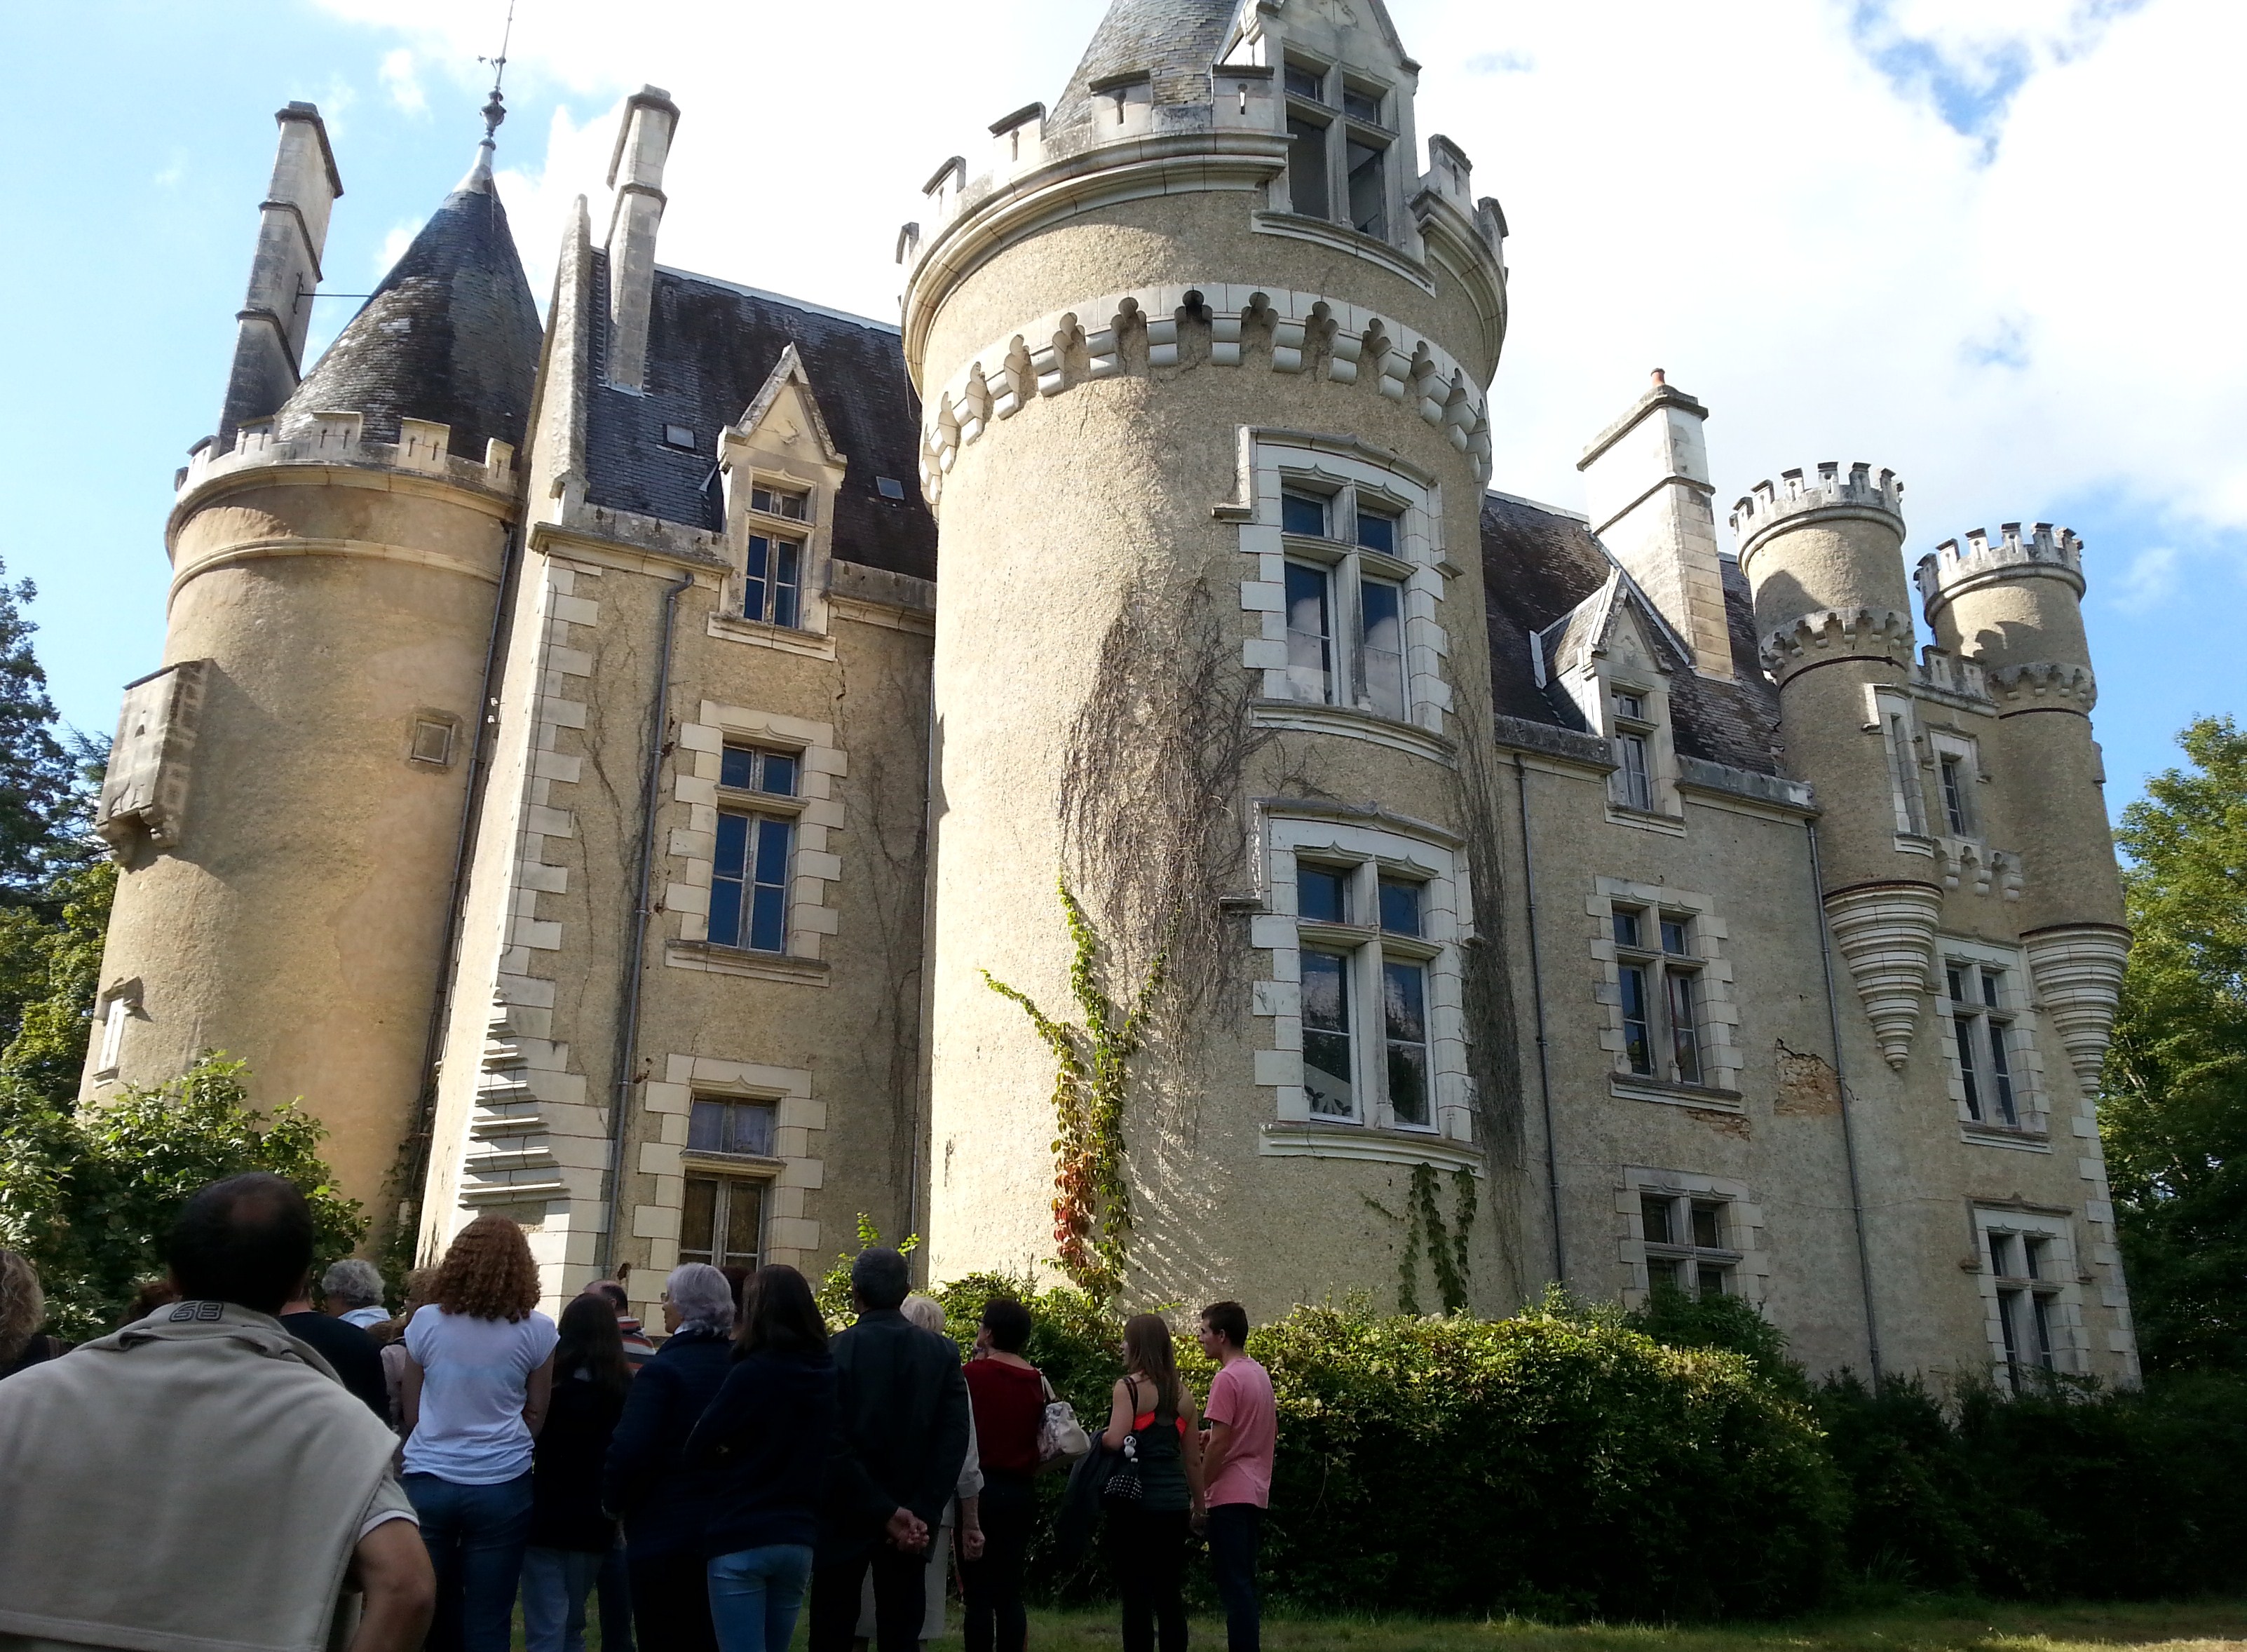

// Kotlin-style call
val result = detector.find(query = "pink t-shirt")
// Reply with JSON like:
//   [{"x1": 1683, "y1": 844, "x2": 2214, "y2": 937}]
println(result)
[{"x1": 1203, "y1": 1356, "x2": 1276, "y2": 1508}]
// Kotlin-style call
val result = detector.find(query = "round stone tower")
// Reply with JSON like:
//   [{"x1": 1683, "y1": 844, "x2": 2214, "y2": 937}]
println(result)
[
  {"x1": 1915, "y1": 524, "x2": 2128, "y2": 1094},
  {"x1": 86, "y1": 127, "x2": 543, "y2": 1231},
  {"x1": 1732, "y1": 463, "x2": 1941, "y2": 1070},
  {"x1": 904, "y1": 0, "x2": 1509, "y2": 1310}
]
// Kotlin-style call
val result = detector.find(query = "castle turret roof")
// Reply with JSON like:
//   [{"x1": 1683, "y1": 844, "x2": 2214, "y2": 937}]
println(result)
[
  {"x1": 1045, "y1": 0, "x2": 1244, "y2": 148},
  {"x1": 276, "y1": 144, "x2": 543, "y2": 461}
]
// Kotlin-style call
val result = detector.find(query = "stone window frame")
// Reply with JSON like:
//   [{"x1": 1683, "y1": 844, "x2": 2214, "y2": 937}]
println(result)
[
  {"x1": 1938, "y1": 935, "x2": 2052, "y2": 1142},
  {"x1": 1237, "y1": 433, "x2": 1453, "y2": 752},
  {"x1": 1869, "y1": 687, "x2": 1932, "y2": 839},
  {"x1": 665, "y1": 703, "x2": 845, "y2": 973},
  {"x1": 1588, "y1": 877, "x2": 1744, "y2": 1105},
  {"x1": 1617, "y1": 1165, "x2": 1767, "y2": 1308},
  {"x1": 1971, "y1": 1205, "x2": 2087, "y2": 1384},
  {"x1": 92, "y1": 977, "x2": 142, "y2": 1083},
  {"x1": 1249, "y1": 810, "x2": 1474, "y2": 1156},
  {"x1": 1277, "y1": 48, "x2": 1403, "y2": 244},
  {"x1": 632, "y1": 1054, "x2": 826, "y2": 1314},
  {"x1": 1925, "y1": 725, "x2": 1988, "y2": 841}
]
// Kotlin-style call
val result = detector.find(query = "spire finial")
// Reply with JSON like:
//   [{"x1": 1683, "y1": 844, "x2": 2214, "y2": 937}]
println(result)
[{"x1": 463, "y1": 0, "x2": 517, "y2": 191}]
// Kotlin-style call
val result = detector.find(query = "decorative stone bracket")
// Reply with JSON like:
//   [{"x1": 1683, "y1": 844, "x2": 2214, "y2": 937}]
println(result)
[
  {"x1": 2023, "y1": 925, "x2": 2131, "y2": 1094},
  {"x1": 1824, "y1": 882, "x2": 1943, "y2": 1069},
  {"x1": 1759, "y1": 607, "x2": 1915, "y2": 681},
  {"x1": 1986, "y1": 661, "x2": 2098, "y2": 712}
]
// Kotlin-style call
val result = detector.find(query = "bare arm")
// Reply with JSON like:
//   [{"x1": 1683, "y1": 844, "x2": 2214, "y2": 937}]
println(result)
[
  {"x1": 345, "y1": 1519, "x2": 435, "y2": 1652},
  {"x1": 1202, "y1": 1419, "x2": 1236, "y2": 1499},
  {"x1": 1099, "y1": 1376, "x2": 1135, "y2": 1451},
  {"x1": 399, "y1": 1355, "x2": 423, "y2": 1439},
  {"x1": 522, "y1": 1354, "x2": 555, "y2": 1437},
  {"x1": 1180, "y1": 1387, "x2": 1206, "y2": 1507}
]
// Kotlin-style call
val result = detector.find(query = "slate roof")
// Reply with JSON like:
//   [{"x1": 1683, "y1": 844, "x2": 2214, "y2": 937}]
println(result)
[
  {"x1": 1479, "y1": 490, "x2": 1784, "y2": 773},
  {"x1": 277, "y1": 151, "x2": 542, "y2": 461},
  {"x1": 582, "y1": 257, "x2": 937, "y2": 583},
  {"x1": 1045, "y1": 0, "x2": 1243, "y2": 151}
]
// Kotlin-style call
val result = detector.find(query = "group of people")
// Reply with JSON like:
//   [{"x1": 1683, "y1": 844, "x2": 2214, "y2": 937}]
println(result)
[{"x1": 0, "y1": 1174, "x2": 1277, "y2": 1652}]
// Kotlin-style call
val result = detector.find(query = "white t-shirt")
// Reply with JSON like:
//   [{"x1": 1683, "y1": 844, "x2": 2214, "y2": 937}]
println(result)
[{"x1": 402, "y1": 1305, "x2": 557, "y2": 1484}]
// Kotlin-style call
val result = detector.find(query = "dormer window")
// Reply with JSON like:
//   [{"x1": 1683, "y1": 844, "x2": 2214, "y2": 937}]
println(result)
[
  {"x1": 663, "y1": 424, "x2": 696, "y2": 450},
  {"x1": 744, "y1": 534, "x2": 802, "y2": 628},
  {"x1": 1613, "y1": 688, "x2": 1655, "y2": 812},
  {"x1": 1283, "y1": 57, "x2": 1395, "y2": 241}
]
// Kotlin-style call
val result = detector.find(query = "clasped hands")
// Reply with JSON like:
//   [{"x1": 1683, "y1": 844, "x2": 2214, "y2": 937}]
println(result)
[{"x1": 883, "y1": 1506, "x2": 931, "y2": 1553}]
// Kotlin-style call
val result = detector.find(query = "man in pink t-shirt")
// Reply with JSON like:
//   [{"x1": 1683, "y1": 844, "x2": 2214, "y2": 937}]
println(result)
[{"x1": 1195, "y1": 1300, "x2": 1275, "y2": 1652}]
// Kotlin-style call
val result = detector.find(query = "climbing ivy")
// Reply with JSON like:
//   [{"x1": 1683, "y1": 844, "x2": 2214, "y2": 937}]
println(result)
[
  {"x1": 984, "y1": 879, "x2": 1164, "y2": 1299},
  {"x1": 1392, "y1": 1161, "x2": 1479, "y2": 1315}
]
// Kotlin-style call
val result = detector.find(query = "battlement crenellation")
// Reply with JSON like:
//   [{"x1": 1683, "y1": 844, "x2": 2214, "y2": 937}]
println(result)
[
  {"x1": 1729, "y1": 461, "x2": 1903, "y2": 553},
  {"x1": 1913, "y1": 522, "x2": 2084, "y2": 611}
]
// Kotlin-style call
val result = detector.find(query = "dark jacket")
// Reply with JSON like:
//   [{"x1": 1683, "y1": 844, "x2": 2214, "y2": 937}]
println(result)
[
  {"x1": 601, "y1": 1323, "x2": 732, "y2": 1559},
  {"x1": 530, "y1": 1367, "x2": 628, "y2": 1552},
  {"x1": 821, "y1": 1308, "x2": 971, "y2": 1545},
  {"x1": 684, "y1": 1344, "x2": 838, "y2": 1557},
  {"x1": 279, "y1": 1311, "x2": 390, "y2": 1421}
]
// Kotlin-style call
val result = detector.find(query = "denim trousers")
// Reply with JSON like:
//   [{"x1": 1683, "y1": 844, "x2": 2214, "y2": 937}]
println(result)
[
  {"x1": 404, "y1": 1470, "x2": 535, "y2": 1652},
  {"x1": 707, "y1": 1543, "x2": 814, "y2": 1652},
  {"x1": 520, "y1": 1547, "x2": 603, "y2": 1652},
  {"x1": 1206, "y1": 1503, "x2": 1263, "y2": 1652}
]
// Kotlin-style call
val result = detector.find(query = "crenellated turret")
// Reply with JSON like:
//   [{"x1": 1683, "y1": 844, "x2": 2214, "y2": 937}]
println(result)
[
  {"x1": 1735, "y1": 461, "x2": 1940, "y2": 1069},
  {"x1": 1916, "y1": 521, "x2": 2126, "y2": 1095}
]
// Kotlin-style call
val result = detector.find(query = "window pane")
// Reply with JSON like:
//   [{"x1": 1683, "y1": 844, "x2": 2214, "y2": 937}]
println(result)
[
  {"x1": 1287, "y1": 115, "x2": 1330, "y2": 217},
  {"x1": 723, "y1": 1179, "x2": 766, "y2": 1268},
  {"x1": 1647, "y1": 1257, "x2": 1683, "y2": 1293},
  {"x1": 1615, "y1": 691, "x2": 1645, "y2": 722},
  {"x1": 720, "y1": 746, "x2": 757, "y2": 789},
  {"x1": 1360, "y1": 578, "x2": 1406, "y2": 720},
  {"x1": 1280, "y1": 489, "x2": 1329, "y2": 537},
  {"x1": 2030, "y1": 1294, "x2": 2056, "y2": 1369},
  {"x1": 748, "y1": 819, "x2": 792, "y2": 952},
  {"x1": 1996, "y1": 1287, "x2": 2023, "y2": 1386},
  {"x1": 773, "y1": 541, "x2": 802, "y2": 629},
  {"x1": 1620, "y1": 964, "x2": 1653, "y2": 1074},
  {"x1": 1619, "y1": 733, "x2": 1652, "y2": 811},
  {"x1": 1298, "y1": 865, "x2": 1348, "y2": 925},
  {"x1": 1941, "y1": 756, "x2": 1970, "y2": 834},
  {"x1": 1299, "y1": 951, "x2": 1355, "y2": 1118},
  {"x1": 1342, "y1": 83, "x2": 1382, "y2": 122},
  {"x1": 1954, "y1": 1015, "x2": 1983, "y2": 1120},
  {"x1": 759, "y1": 752, "x2": 798, "y2": 797},
  {"x1": 1987, "y1": 1020, "x2": 2018, "y2": 1127},
  {"x1": 1660, "y1": 919, "x2": 1690, "y2": 956},
  {"x1": 1284, "y1": 562, "x2": 1334, "y2": 703},
  {"x1": 711, "y1": 813, "x2": 750, "y2": 947},
  {"x1": 1377, "y1": 878, "x2": 1422, "y2": 937},
  {"x1": 688, "y1": 1101, "x2": 725, "y2": 1153},
  {"x1": 1641, "y1": 1195, "x2": 1674, "y2": 1247},
  {"x1": 1981, "y1": 969, "x2": 2002, "y2": 1009},
  {"x1": 1696, "y1": 1266, "x2": 1728, "y2": 1299},
  {"x1": 1355, "y1": 507, "x2": 1398, "y2": 555},
  {"x1": 1346, "y1": 137, "x2": 1387, "y2": 237},
  {"x1": 1666, "y1": 970, "x2": 1702, "y2": 1085},
  {"x1": 1946, "y1": 965, "x2": 1967, "y2": 1003},
  {"x1": 1988, "y1": 1231, "x2": 2015, "y2": 1278},
  {"x1": 726, "y1": 1102, "x2": 776, "y2": 1157},
  {"x1": 1690, "y1": 1202, "x2": 1723, "y2": 1250},
  {"x1": 2023, "y1": 1237, "x2": 2048, "y2": 1282},
  {"x1": 1612, "y1": 909, "x2": 1642, "y2": 949},
  {"x1": 681, "y1": 1177, "x2": 719, "y2": 1266},
  {"x1": 1383, "y1": 960, "x2": 1430, "y2": 1128},
  {"x1": 744, "y1": 536, "x2": 771, "y2": 622},
  {"x1": 1284, "y1": 60, "x2": 1324, "y2": 100}
]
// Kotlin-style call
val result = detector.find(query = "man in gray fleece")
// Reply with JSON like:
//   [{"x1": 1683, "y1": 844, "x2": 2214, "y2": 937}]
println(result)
[{"x1": 0, "y1": 1173, "x2": 435, "y2": 1652}]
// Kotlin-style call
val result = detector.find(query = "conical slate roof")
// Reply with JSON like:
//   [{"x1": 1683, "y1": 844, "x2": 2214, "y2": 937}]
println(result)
[
  {"x1": 1045, "y1": 0, "x2": 1243, "y2": 148},
  {"x1": 277, "y1": 145, "x2": 543, "y2": 461}
]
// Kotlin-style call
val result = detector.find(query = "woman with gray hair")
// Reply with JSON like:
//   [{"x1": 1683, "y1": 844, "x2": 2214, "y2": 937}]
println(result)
[
  {"x1": 1, "y1": 1250, "x2": 67, "y2": 1381},
  {"x1": 602, "y1": 1264, "x2": 734, "y2": 1652},
  {"x1": 321, "y1": 1258, "x2": 389, "y2": 1329}
]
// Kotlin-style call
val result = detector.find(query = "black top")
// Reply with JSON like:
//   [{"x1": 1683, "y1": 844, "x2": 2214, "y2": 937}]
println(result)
[
  {"x1": 684, "y1": 1346, "x2": 839, "y2": 1557},
  {"x1": 530, "y1": 1368, "x2": 629, "y2": 1552},
  {"x1": 0, "y1": 1334, "x2": 67, "y2": 1382},
  {"x1": 280, "y1": 1311, "x2": 390, "y2": 1421},
  {"x1": 822, "y1": 1308, "x2": 972, "y2": 1543},
  {"x1": 601, "y1": 1323, "x2": 733, "y2": 1560}
]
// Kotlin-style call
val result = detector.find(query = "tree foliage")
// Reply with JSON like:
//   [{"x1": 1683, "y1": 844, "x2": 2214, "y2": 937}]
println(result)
[
  {"x1": 0, "y1": 566, "x2": 91, "y2": 898},
  {"x1": 2102, "y1": 715, "x2": 2247, "y2": 1371},
  {"x1": 0, "y1": 1053, "x2": 365, "y2": 1339}
]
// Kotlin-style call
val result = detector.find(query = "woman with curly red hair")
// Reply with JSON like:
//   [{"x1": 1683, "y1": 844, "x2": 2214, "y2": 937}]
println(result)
[{"x1": 402, "y1": 1214, "x2": 558, "y2": 1652}]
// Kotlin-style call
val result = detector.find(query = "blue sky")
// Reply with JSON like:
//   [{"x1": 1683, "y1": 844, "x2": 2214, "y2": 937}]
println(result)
[{"x1": 1, "y1": 0, "x2": 2238, "y2": 818}]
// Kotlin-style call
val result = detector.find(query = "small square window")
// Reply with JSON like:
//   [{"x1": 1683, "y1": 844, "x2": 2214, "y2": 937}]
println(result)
[
  {"x1": 663, "y1": 424, "x2": 696, "y2": 450},
  {"x1": 1298, "y1": 864, "x2": 1349, "y2": 925},
  {"x1": 1647, "y1": 1257, "x2": 1683, "y2": 1293},
  {"x1": 409, "y1": 719, "x2": 455, "y2": 766},
  {"x1": 751, "y1": 485, "x2": 808, "y2": 520},
  {"x1": 1612, "y1": 909, "x2": 1643, "y2": 949},
  {"x1": 1342, "y1": 81, "x2": 1384, "y2": 123},
  {"x1": 1355, "y1": 506, "x2": 1399, "y2": 555},
  {"x1": 1690, "y1": 1201, "x2": 1723, "y2": 1250},
  {"x1": 1659, "y1": 918, "x2": 1690, "y2": 956},
  {"x1": 1284, "y1": 60, "x2": 1325, "y2": 101},
  {"x1": 688, "y1": 1098, "x2": 778, "y2": 1158},
  {"x1": 1615, "y1": 691, "x2": 1646, "y2": 722},
  {"x1": 1641, "y1": 1193, "x2": 1674, "y2": 1247},
  {"x1": 719, "y1": 745, "x2": 799, "y2": 797},
  {"x1": 876, "y1": 476, "x2": 907, "y2": 499},
  {"x1": 1696, "y1": 1265, "x2": 1730, "y2": 1298},
  {"x1": 1378, "y1": 877, "x2": 1422, "y2": 937},
  {"x1": 1280, "y1": 489, "x2": 1330, "y2": 538}
]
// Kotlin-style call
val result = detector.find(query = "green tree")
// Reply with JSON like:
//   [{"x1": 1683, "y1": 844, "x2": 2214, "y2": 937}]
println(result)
[
  {"x1": 0, "y1": 1053, "x2": 364, "y2": 1339},
  {"x1": 2103, "y1": 715, "x2": 2247, "y2": 1371},
  {"x1": 0, "y1": 567, "x2": 95, "y2": 897}
]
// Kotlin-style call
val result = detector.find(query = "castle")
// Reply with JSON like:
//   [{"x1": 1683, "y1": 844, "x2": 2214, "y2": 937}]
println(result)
[{"x1": 85, "y1": 0, "x2": 2138, "y2": 1386}]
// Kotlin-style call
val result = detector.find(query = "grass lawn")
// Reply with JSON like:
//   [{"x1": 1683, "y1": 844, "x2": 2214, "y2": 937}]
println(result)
[{"x1": 546, "y1": 1597, "x2": 2245, "y2": 1650}]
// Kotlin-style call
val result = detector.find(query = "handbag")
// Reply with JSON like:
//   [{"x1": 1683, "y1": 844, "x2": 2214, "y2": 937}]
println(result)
[
  {"x1": 1100, "y1": 1431, "x2": 1144, "y2": 1504},
  {"x1": 1038, "y1": 1373, "x2": 1092, "y2": 1467}
]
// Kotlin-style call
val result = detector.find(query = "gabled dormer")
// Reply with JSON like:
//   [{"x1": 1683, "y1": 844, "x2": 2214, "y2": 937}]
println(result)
[
  {"x1": 715, "y1": 345, "x2": 848, "y2": 643},
  {"x1": 1536, "y1": 572, "x2": 1688, "y2": 830}
]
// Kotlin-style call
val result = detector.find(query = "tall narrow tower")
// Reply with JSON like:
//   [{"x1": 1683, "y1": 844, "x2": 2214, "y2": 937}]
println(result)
[
  {"x1": 906, "y1": 0, "x2": 1508, "y2": 1310},
  {"x1": 88, "y1": 114, "x2": 543, "y2": 1231}
]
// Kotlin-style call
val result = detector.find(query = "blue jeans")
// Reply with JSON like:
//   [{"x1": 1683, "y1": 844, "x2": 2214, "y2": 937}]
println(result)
[
  {"x1": 708, "y1": 1543, "x2": 814, "y2": 1652},
  {"x1": 520, "y1": 1547, "x2": 603, "y2": 1652},
  {"x1": 404, "y1": 1471, "x2": 535, "y2": 1652}
]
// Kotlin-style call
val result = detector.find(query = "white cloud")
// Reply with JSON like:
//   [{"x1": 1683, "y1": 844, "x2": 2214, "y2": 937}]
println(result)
[
  {"x1": 2110, "y1": 544, "x2": 2179, "y2": 612},
  {"x1": 307, "y1": 0, "x2": 2246, "y2": 581},
  {"x1": 381, "y1": 48, "x2": 428, "y2": 116},
  {"x1": 376, "y1": 220, "x2": 418, "y2": 279}
]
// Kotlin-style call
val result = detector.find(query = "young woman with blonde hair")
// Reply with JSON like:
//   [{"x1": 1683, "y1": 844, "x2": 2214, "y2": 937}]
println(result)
[
  {"x1": 401, "y1": 1214, "x2": 557, "y2": 1652},
  {"x1": 0, "y1": 1249, "x2": 66, "y2": 1381},
  {"x1": 1099, "y1": 1313, "x2": 1204, "y2": 1652}
]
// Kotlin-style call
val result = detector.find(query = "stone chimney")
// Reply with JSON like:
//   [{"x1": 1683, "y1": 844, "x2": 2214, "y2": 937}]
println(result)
[
  {"x1": 603, "y1": 86, "x2": 681, "y2": 394},
  {"x1": 1577, "y1": 372, "x2": 1732, "y2": 678},
  {"x1": 217, "y1": 103, "x2": 342, "y2": 448}
]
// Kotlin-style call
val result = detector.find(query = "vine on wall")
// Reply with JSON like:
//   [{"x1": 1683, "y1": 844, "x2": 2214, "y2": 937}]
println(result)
[
  {"x1": 984, "y1": 879, "x2": 1164, "y2": 1298},
  {"x1": 1370, "y1": 1161, "x2": 1479, "y2": 1315}
]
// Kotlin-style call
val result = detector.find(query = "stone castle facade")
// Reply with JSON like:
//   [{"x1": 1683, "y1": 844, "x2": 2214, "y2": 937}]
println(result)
[{"x1": 85, "y1": 0, "x2": 2137, "y2": 1386}]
